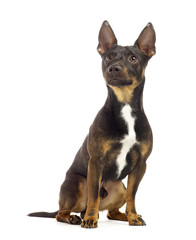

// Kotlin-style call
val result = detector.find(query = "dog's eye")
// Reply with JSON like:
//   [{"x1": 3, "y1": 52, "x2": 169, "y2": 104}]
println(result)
[
  {"x1": 129, "y1": 55, "x2": 138, "y2": 63},
  {"x1": 106, "y1": 55, "x2": 113, "y2": 62}
]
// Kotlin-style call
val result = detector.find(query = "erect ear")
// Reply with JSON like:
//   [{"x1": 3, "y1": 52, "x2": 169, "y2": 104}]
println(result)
[
  {"x1": 135, "y1": 23, "x2": 156, "y2": 58},
  {"x1": 97, "y1": 20, "x2": 117, "y2": 55}
]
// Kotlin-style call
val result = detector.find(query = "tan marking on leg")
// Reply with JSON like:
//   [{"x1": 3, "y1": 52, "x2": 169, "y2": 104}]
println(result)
[
  {"x1": 126, "y1": 175, "x2": 137, "y2": 214},
  {"x1": 126, "y1": 163, "x2": 146, "y2": 226},
  {"x1": 81, "y1": 160, "x2": 102, "y2": 228},
  {"x1": 127, "y1": 213, "x2": 146, "y2": 226},
  {"x1": 107, "y1": 209, "x2": 127, "y2": 221},
  {"x1": 140, "y1": 141, "x2": 152, "y2": 160},
  {"x1": 81, "y1": 198, "x2": 100, "y2": 228},
  {"x1": 130, "y1": 149, "x2": 139, "y2": 170},
  {"x1": 56, "y1": 211, "x2": 82, "y2": 225},
  {"x1": 101, "y1": 139, "x2": 113, "y2": 154}
]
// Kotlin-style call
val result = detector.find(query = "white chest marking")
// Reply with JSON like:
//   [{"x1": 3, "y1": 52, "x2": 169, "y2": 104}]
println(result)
[{"x1": 116, "y1": 104, "x2": 138, "y2": 178}]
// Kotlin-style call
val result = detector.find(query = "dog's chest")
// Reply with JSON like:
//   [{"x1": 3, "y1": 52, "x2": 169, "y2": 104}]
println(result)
[{"x1": 115, "y1": 104, "x2": 138, "y2": 178}]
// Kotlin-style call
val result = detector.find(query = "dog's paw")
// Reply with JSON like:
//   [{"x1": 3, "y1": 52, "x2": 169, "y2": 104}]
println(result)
[
  {"x1": 56, "y1": 213, "x2": 82, "y2": 225},
  {"x1": 69, "y1": 215, "x2": 82, "y2": 225},
  {"x1": 81, "y1": 216, "x2": 98, "y2": 228},
  {"x1": 56, "y1": 212, "x2": 82, "y2": 225},
  {"x1": 127, "y1": 213, "x2": 146, "y2": 226}
]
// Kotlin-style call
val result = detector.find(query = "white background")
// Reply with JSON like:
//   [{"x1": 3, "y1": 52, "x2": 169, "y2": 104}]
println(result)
[{"x1": 0, "y1": 0, "x2": 196, "y2": 239}]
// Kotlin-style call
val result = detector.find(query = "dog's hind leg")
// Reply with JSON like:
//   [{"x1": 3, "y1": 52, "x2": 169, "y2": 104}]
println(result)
[
  {"x1": 99, "y1": 181, "x2": 127, "y2": 221},
  {"x1": 56, "y1": 173, "x2": 87, "y2": 225},
  {"x1": 107, "y1": 209, "x2": 127, "y2": 221}
]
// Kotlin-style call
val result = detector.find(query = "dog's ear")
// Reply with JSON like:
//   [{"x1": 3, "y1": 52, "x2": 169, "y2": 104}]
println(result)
[
  {"x1": 135, "y1": 23, "x2": 156, "y2": 58},
  {"x1": 97, "y1": 21, "x2": 117, "y2": 55}
]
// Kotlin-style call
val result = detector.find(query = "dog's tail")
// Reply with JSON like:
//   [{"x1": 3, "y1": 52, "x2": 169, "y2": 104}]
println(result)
[{"x1": 28, "y1": 210, "x2": 58, "y2": 218}]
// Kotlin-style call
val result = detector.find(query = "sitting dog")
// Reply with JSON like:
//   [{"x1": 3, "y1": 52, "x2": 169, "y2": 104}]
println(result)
[{"x1": 29, "y1": 20, "x2": 156, "y2": 228}]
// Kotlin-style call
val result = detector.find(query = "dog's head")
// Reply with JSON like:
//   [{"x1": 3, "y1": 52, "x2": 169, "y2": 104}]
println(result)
[{"x1": 97, "y1": 21, "x2": 156, "y2": 89}]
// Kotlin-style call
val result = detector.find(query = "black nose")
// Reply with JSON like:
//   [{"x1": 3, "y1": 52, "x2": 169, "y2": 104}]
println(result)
[{"x1": 108, "y1": 65, "x2": 122, "y2": 74}]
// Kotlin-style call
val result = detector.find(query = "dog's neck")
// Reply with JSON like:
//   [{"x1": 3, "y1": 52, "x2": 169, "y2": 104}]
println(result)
[{"x1": 105, "y1": 78, "x2": 145, "y2": 112}]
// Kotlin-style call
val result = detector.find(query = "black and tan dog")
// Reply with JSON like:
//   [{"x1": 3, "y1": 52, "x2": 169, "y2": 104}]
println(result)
[{"x1": 29, "y1": 21, "x2": 156, "y2": 228}]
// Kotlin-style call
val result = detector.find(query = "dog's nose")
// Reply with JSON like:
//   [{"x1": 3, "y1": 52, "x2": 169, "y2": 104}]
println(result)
[{"x1": 108, "y1": 65, "x2": 122, "y2": 74}]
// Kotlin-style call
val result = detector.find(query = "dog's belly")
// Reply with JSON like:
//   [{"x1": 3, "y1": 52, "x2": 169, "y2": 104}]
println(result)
[{"x1": 115, "y1": 104, "x2": 138, "y2": 178}]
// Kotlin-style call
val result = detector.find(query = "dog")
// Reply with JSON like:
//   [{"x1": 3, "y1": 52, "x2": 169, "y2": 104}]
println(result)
[{"x1": 28, "y1": 20, "x2": 156, "y2": 228}]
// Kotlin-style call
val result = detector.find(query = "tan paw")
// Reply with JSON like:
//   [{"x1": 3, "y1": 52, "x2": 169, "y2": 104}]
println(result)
[
  {"x1": 127, "y1": 213, "x2": 146, "y2": 226},
  {"x1": 56, "y1": 213, "x2": 81, "y2": 225},
  {"x1": 81, "y1": 216, "x2": 98, "y2": 228}
]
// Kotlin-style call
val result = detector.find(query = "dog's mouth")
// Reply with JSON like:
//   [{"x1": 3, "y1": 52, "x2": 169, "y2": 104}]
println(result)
[{"x1": 106, "y1": 78, "x2": 133, "y2": 88}]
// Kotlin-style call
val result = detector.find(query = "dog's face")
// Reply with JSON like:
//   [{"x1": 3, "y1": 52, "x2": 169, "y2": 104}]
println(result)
[
  {"x1": 101, "y1": 45, "x2": 148, "y2": 88},
  {"x1": 97, "y1": 21, "x2": 156, "y2": 88}
]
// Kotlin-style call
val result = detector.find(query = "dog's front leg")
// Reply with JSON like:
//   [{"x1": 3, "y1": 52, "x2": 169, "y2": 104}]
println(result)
[
  {"x1": 126, "y1": 162, "x2": 146, "y2": 226},
  {"x1": 81, "y1": 158, "x2": 102, "y2": 228}
]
